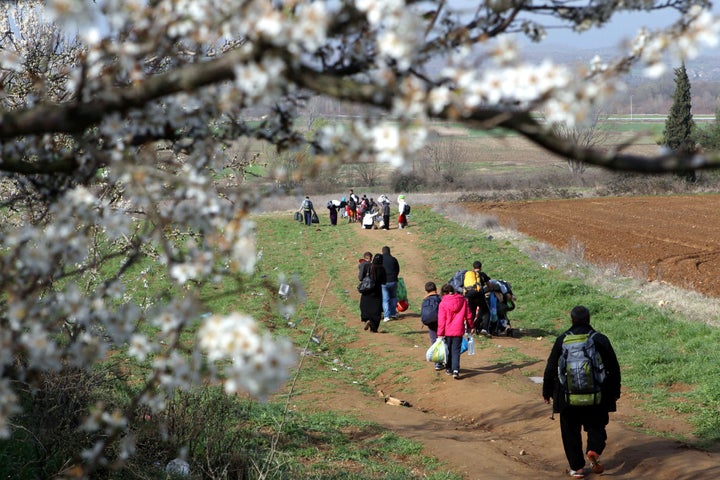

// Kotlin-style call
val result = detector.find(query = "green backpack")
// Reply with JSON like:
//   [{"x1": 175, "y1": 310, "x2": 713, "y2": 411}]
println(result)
[{"x1": 558, "y1": 331, "x2": 606, "y2": 406}]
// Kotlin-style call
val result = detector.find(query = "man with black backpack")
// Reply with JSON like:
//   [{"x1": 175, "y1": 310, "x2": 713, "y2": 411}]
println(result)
[
  {"x1": 542, "y1": 306, "x2": 621, "y2": 479},
  {"x1": 298, "y1": 196, "x2": 317, "y2": 226},
  {"x1": 463, "y1": 261, "x2": 491, "y2": 336}
]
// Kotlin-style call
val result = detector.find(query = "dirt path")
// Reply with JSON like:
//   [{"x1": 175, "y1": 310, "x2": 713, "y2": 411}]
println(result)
[{"x1": 297, "y1": 211, "x2": 720, "y2": 479}]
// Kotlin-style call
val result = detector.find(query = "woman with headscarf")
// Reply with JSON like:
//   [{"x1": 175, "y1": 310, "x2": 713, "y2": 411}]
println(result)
[
  {"x1": 397, "y1": 194, "x2": 408, "y2": 229},
  {"x1": 358, "y1": 253, "x2": 387, "y2": 332}
]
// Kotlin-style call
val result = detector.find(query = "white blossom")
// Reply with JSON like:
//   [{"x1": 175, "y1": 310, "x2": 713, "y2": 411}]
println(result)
[
  {"x1": 20, "y1": 324, "x2": 60, "y2": 371},
  {"x1": 128, "y1": 334, "x2": 155, "y2": 362},
  {"x1": 292, "y1": 2, "x2": 329, "y2": 52},
  {"x1": 0, "y1": 380, "x2": 20, "y2": 438},
  {"x1": 197, "y1": 313, "x2": 297, "y2": 400},
  {"x1": 428, "y1": 86, "x2": 451, "y2": 114}
]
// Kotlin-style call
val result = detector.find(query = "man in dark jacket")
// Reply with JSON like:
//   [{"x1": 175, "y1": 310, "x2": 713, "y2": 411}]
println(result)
[
  {"x1": 381, "y1": 245, "x2": 400, "y2": 322},
  {"x1": 381, "y1": 199, "x2": 391, "y2": 230},
  {"x1": 543, "y1": 306, "x2": 621, "y2": 479}
]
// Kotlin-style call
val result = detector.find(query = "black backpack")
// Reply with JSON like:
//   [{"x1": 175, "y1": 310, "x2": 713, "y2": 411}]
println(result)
[
  {"x1": 558, "y1": 331, "x2": 606, "y2": 406},
  {"x1": 357, "y1": 273, "x2": 375, "y2": 294},
  {"x1": 493, "y1": 279, "x2": 514, "y2": 302},
  {"x1": 402, "y1": 204, "x2": 411, "y2": 215},
  {"x1": 421, "y1": 294, "x2": 441, "y2": 326}
]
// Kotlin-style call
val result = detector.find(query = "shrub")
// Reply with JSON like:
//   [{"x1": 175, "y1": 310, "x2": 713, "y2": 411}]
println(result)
[
  {"x1": 392, "y1": 172, "x2": 425, "y2": 192},
  {"x1": 2, "y1": 367, "x2": 113, "y2": 479}
]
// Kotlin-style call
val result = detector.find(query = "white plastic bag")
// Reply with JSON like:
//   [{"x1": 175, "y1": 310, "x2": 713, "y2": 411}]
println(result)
[{"x1": 426, "y1": 338, "x2": 447, "y2": 363}]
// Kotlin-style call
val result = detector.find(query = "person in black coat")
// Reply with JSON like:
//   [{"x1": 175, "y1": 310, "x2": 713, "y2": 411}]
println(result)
[
  {"x1": 359, "y1": 254, "x2": 387, "y2": 332},
  {"x1": 543, "y1": 306, "x2": 621, "y2": 478},
  {"x1": 381, "y1": 200, "x2": 390, "y2": 230}
]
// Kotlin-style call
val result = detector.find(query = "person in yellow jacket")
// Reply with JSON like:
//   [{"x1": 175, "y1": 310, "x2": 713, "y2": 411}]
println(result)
[{"x1": 463, "y1": 261, "x2": 492, "y2": 336}]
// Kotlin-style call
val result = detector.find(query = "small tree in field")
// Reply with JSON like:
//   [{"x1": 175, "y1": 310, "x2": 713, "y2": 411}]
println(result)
[
  {"x1": 351, "y1": 161, "x2": 382, "y2": 187},
  {"x1": 663, "y1": 63, "x2": 697, "y2": 181},
  {"x1": 419, "y1": 137, "x2": 464, "y2": 185},
  {"x1": 552, "y1": 111, "x2": 612, "y2": 176}
]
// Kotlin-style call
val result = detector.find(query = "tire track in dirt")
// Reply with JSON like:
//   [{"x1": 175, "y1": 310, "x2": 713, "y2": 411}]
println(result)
[{"x1": 295, "y1": 216, "x2": 720, "y2": 479}]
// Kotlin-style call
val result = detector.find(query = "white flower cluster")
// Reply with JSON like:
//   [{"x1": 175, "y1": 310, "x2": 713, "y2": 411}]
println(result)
[
  {"x1": 436, "y1": 52, "x2": 615, "y2": 127},
  {"x1": 224, "y1": 218, "x2": 258, "y2": 275},
  {"x1": 356, "y1": 0, "x2": 422, "y2": 71},
  {"x1": 0, "y1": 380, "x2": 20, "y2": 439},
  {"x1": 633, "y1": 5, "x2": 720, "y2": 78},
  {"x1": 234, "y1": 57, "x2": 287, "y2": 104},
  {"x1": 240, "y1": 0, "x2": 329, "y2": 53},
  {"x1": 197, "y1": 313, "x2": 297, "y2": 400},
  {"x1": 316, "y1": 118, "x2": 427, "y2": 169}
]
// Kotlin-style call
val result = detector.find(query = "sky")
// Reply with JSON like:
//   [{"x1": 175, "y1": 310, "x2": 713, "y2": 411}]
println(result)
[{"x1": 535, "y1": 5, "x2": 720, "y2": 53}]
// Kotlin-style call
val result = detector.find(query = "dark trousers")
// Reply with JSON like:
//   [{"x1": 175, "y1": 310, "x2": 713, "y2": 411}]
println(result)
[
  {"x1": 444, "y1": 336, "x2": 463, "y2": 373},
  {"x1": 466, "y1": 295, "x2": 488, "y2": 332},
  {"x1": 382, "y1": 214, "x2": 390, "y2": 229},
  {"x1": 559, "y1": 405, "x2": 609, "y2": 471}
]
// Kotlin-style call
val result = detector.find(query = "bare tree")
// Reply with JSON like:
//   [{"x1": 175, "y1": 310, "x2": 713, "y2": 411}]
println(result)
[
  {"x1": 552, "y1": 112, "x2": 613, "y2": 176},
  {"x1": 420, "y1": 136, "x2": 465, "y2": 184},
  {"x1": 351, "y1": 161, "x2": 382, "y2": 187}
]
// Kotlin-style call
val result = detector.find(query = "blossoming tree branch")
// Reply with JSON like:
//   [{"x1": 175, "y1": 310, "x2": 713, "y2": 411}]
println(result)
[{"x1": 0, "y1": 0, "x2": 718, "y2": 475}]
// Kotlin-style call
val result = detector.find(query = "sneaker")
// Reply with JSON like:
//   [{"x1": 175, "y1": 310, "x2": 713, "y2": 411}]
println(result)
[
  {"x1": 587, "y1": 451, "x2": 604, "y2": 474},
  {"x1": 452, "y1": 370, "x2": 459, "y2": 379},
  {"x1": 568, "y1": 469, "x2": 585, "y2": 478},
  {"x1": 480, "y1": 329, "x2": 492, "y2": 338},
  {"x1": 434, "y1": 363, "x2": 444, "y2": 371},
  {"x1": 390, "y1": 315, "x2": 398, "y2": 320},
  {"x1": 383, "y1": 317, "x2": 391, "y2": 322},
  {"x1": 445, "y1": 370, "x2": 452, "y2": 375}
]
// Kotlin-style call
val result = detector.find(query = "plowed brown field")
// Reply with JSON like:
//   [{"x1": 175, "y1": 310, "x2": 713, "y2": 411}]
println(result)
[{"x1": 464, "y1": 194, "x2": 720, "y2": 298}]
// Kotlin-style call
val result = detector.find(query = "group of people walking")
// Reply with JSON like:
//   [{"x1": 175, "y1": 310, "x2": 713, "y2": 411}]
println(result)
[
  {"x1": 357, "y1": 246, "x2": 401, "y2": 332},
  {"x1": 300, "y1": 190, "x2": 410, "y2": 229},
  {"x1": 358, "y1": 250, "x2": 622, "y2": 478}
]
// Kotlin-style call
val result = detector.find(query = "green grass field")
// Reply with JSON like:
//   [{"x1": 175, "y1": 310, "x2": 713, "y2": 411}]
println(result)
[{"x1": 249, "y1": 208, "x2": 720, "y2": 446}]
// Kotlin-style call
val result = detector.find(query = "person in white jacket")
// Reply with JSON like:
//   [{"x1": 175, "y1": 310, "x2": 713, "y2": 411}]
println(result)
[{"x1": 397, "y1": 195, "x2": 409, "y2": 229}]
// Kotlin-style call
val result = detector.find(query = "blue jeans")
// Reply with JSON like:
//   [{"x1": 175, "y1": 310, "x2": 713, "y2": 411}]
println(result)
[{"x1": 381, "y1": 281, "x2": 398, "y2": 319}]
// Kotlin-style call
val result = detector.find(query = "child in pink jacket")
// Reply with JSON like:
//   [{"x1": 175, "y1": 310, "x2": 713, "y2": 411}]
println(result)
[{"x1": 437, "y1": 283, "x2": 474, "y2": 379}]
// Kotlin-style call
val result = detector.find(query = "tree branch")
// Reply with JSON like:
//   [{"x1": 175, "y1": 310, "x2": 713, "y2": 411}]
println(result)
[{"x1": 0, "y1": 48, "x2": 254, "y2": 139}]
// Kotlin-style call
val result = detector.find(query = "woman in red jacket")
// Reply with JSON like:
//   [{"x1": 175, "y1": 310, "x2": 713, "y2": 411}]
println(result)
[{"x1": 437, "y1": 283, "x2": 474, "y2": 379}]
